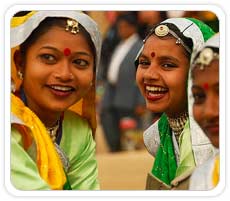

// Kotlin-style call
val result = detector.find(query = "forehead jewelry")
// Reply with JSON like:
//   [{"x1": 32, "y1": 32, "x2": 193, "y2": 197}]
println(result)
[
  {"x1": 151, "y1": 52, "x2": 155, "y2": 58},
  {"x1": 194, "y1": 47, "x2": 219, "y2": 70},
  {"x1": 154, "y1": 24, "x2": 191, "y2": 54},
  {"x1": 155, "y1": 25, "x2": 169, "y2": 37},
  {"x1": 203, "y1": 83, "x2": 209, "y2": 90},
  {"x1": 66, "y1": 19, "x2": 80, "y2": 34},
  {"x1": 63, "y1": 48, "x2": 71, "y2": 56}
]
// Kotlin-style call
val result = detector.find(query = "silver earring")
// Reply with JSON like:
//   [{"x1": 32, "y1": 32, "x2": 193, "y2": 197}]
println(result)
[
  {"x1": 17, "y1": 71, "x2": 23, "y2": 80},
  {"x1": 11, "y1": 78, "x2": 16, "y2": 92}
]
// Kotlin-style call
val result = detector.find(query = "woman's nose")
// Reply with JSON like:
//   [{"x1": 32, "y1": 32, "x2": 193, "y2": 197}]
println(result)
[
  {"x1": 144, "y1": 62, "x2": 160, "y2": 80},
  {"x1": 203, "y1": 95, "x2": 219, "y2": 120},
  {"x1": 53, "y1": 61, "x2": 74, "y2": 81}
]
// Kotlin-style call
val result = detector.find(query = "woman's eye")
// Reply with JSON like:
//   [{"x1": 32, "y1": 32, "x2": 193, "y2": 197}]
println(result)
[
  {"x1": 161, "y1": 63, "x2": 177, "y2": 69},
  {"x1": 192, "y1": 92, "x2": 206, "y2": 104},
  {"x1": 72, "y1": 59, "x2": 89, "y2": 68},
  {"x1": 39, "y1": 54, "x2": 56, "y2": 64},
  {"x1": 138, "y1": 59, "x2": 150, "y2": 67}
]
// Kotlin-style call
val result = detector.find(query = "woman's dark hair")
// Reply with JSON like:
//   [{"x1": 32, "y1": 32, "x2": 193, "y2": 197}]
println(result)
[
  {"x1": 20, "y1": 17, "x2": 96, "y2": 71},
  {"x1": 144, "y1": 22, "x2": 194, "y2": 59},
  {"x1": 13, "y1": 11, "x2": 31, "y2": 17}
]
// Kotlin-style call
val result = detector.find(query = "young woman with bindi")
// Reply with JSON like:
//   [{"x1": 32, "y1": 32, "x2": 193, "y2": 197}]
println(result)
[
  {"x1": 11, "y1": 11, "x2": 102, "y2": 190},
  {"x1": 189, "y1": 33, "x2": 220, "y2": 190},
  {"x1": 135, "y1": 17, "x2": 216, "y2": 189}
]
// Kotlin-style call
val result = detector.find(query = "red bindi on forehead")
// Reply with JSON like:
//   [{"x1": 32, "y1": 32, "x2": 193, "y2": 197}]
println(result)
[
  {"x1": 151, "y1": 52, "x2": 155, "y2": 58},
  {"x1": 203, "y1": 83, "x2": 209, "y2": 90},
  {"x1": 63, "y1": 48, "x2": 71, "y2": 56}
]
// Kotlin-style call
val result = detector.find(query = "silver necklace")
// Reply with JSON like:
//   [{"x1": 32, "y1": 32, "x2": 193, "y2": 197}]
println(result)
[
  {"x1": 46, "y1": 123, "x2": 59, "y2": 143},
  {"x1": 167, "y1": 111, "x2": 189, "y2": 141},
  {"x1": 46, "y1": 120, "x2": 70, "y2": 171}
]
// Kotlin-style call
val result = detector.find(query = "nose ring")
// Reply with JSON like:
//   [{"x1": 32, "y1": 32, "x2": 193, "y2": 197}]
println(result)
[{"x1": 69, "y1": 73, "x2": 74, "y2": 79}]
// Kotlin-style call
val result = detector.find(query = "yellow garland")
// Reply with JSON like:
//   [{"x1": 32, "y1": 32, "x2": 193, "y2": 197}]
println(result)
[
  {"x1": 11, "y1": 93, "x2": 66, "y2": 189},
  {"x1": 212, "y1": 155, "x2": 219, "y2": 187}
]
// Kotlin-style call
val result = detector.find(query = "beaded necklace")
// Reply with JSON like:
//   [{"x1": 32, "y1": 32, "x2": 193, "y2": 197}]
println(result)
[
  {"x1": 46, "y1": 119, "x2": 70, "y2": 172},
  {"x1": 167, "y1": 111, "x2": 189, "y2": 142}
]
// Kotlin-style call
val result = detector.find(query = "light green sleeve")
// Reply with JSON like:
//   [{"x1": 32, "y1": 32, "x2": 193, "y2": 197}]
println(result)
[
  {"x1": 11, "y1": 127, "x2": 50, "y2": 190},
  {"x1": 61, "y1": 111, "x2": 100, "y2": 190}
]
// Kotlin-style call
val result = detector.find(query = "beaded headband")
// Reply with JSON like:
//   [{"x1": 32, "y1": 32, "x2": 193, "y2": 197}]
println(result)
[{"x1": 144, "y1": 23, "x2": 192, "y2": 54}]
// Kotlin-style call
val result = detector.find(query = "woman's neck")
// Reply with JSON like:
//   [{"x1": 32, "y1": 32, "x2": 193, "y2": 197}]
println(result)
[
  {"x1": 166, "y1": 110, "x2": 189, "y2": 142},
  {"x1": 20, "y1": 88, "x2": 62, "y2": 127}
]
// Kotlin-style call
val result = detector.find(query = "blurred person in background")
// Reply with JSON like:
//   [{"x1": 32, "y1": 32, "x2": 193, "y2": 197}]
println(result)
[
  {"x1": 99, "y1": 12, "x2": 146, "y2": 152},
  {"x1": 189, "y1": 33, "x2": 220, "y2": 190},
  {"x1": 137, "y1": 11, "x2": 167, "y2": 39}
]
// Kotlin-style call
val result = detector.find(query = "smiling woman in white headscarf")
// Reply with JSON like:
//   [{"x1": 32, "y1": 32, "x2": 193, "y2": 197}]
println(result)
[
  {"x1": 11, "y1": 11, "x2": 102, "y2": 190},
  {"x1": 135, "y1": 17, "x2": 216, "y2": 189}
]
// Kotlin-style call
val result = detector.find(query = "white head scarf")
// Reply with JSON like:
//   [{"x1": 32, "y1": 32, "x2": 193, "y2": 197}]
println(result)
[{"x1": 11, "y1": 10, "x2": 102, "y2": 70}]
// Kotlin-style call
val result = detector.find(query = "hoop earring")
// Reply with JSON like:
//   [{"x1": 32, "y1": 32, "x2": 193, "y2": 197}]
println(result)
[{"x1": 17, "y1": 71, "x2": 23, "y2": 80}]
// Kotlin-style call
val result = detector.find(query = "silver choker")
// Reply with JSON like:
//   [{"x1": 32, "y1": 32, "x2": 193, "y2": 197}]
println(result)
[{"x1": 167, "y1": 112, "x2": 189, "y2": 137}]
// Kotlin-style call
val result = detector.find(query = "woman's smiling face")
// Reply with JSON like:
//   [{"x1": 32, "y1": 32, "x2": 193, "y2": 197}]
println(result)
[
  {"x1": 136, "y1": 35, "x2": 190, "y2": 117},
  {"x1": 15, "y1": 25, "x2": 94, "y2": 121},
  {"x1": 192, "y1": 59, "x2": 219, "y2": 148}
]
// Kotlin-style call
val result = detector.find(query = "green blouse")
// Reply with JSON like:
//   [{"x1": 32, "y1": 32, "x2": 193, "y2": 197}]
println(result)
[{"x1": 11, "y1": 110, "x2": 99, "y2": 190}]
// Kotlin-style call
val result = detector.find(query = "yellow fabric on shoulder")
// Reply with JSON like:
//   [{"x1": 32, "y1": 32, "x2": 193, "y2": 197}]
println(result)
[
  {"x1": 212, "y1": 155, "x2": 219, "y2": 187},
  {"x1": 11, "y1": 93, "x2": 66, "y2": 189}
]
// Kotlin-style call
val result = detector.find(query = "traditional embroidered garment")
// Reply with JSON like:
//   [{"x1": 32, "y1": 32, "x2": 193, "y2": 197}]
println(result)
[
  {"x1": 10, "y1": 11, "x2": 102, "y2": 190},
  {"x1": 188, "y1": 33, "x2": 220, "y2": 190},
  {"x1": 142, "y1": 18, "x2": 216, "y2": 189}
]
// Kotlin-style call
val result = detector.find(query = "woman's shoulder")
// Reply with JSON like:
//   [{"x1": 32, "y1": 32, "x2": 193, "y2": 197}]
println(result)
[
  {"x1": 63, "y1": 110, "x2": 90, "y2": 128},
  {"x1": 62, "y1": 110, "x2": 92, "y2": 140}
]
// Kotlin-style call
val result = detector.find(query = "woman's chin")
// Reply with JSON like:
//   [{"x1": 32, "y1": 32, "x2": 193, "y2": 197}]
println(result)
[{"x1": 146, "y1": 103, "x2": 165, "y2": 114}]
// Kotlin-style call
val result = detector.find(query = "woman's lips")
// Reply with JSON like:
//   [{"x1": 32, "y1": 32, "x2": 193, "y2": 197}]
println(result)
[
  {"x1": 145, "y1": 85, "x2": 168, "y2": 101},
  {"x1": 48, "y1": 85, "x2": 75, "y2": 97},
  {"x1": 204, "y1": 124, "x2": 219, "y2": 135},
  {"x1": 146, "y1": 92, "x2": 166, "y2": 101}
]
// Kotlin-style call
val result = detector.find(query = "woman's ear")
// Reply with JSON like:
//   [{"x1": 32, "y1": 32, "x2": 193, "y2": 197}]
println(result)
[{"x1": 13, "y1": 50, "x2": 24, "y2": 72}]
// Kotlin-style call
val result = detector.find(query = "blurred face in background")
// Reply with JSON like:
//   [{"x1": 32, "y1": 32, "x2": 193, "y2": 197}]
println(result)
[
  {"x1": 192, "y1": 59, "x2": 219, "y2": 148},
  {"x1": 138, "y1": 11, "x2": 162, "y2": 26},
  {"x1": 117, "y1": 19, "x2": 136, "y2": 40}
]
